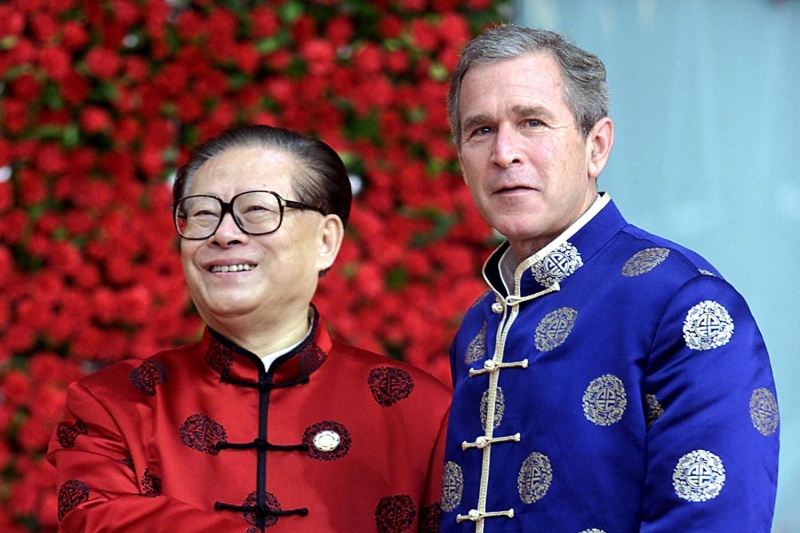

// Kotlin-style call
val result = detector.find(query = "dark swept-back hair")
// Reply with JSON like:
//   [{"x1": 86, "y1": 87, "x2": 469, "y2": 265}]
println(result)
[
  {"x1": 448, "y1": 24, "x2": 610, "y2": 146},
  {"x1": 173, "y1": 125, "x2": 352, "y2": 228}
]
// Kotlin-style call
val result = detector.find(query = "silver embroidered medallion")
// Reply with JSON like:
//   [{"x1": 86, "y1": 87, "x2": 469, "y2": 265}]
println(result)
[
  {"x1": 673, "y1": 449, "x2": 726, "y2": 502},
  {"x1": 465, "y1": 322, "x2": 487, "y2": 364},
  {"x1": 518, "y1": 452, "x2": 553, "y2": 504},
  {"x1": 534, "y1": 307, "x2": 578, "y2": 352},
  {"x1": 621, "y1": 247, "x2": 670, "y2": 277},
  {"x1": 749, "y1": 388, "x2": 779, "y2": 436},
  {"x1": 682, "y1": 300, "x2": 734, "y2": 351},
  {"x1": 532, "y1": 242, "x2": 583, "y2": 286},
  {"x1": 480, "y1": 386, "x2": 505, "y2": 430},
  {"x1": 583, "y1": 374, "x2": 627, "y2": 426},
  {"x1": 645, "y1": 394, "x2": 664, "y2": 428},
  {"x1": 441, "y1": 461, "x2": 463, "y2": 512}
]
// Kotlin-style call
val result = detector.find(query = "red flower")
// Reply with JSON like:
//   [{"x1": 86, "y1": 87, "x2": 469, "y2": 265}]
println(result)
[
  {"x1": 60, "y1": 20, "x2": 90, "y2": 50},
  {"x1": 37, "y1": 45, "x2": 73, "y2": 81},
  {"x1": 250, "y1": 7, "x2": 280, "y2": 38},
  {"x1": 84, "y1": 47, "x2": 123, "y2": 79},
  {"x1": 80, "y1": 106, "x2": 113, "y2": 133}
]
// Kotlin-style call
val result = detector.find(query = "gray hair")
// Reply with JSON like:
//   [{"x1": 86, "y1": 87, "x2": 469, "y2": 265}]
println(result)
[
  {"x1": 448, "y1": 24, "x2": 610, "y2": 146},
  {"x1": 173, "y1": 125, "x2": 352, "y2": 228}
]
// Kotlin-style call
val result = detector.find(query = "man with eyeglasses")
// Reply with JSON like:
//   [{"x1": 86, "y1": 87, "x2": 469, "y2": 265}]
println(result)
[{"x1": 48, "y1": 125, "x2": 451, "y2": 532}]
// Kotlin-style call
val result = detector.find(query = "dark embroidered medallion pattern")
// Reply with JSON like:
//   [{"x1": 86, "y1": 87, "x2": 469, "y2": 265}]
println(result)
[
  {"x1": 120, "y1": 456, "x2": 135, "y2": 472},
  {"x1": 129, "y1": 360, "x2": 168, "y2": 396},
  {"x1": 368, "y1": 367, "x2": 415, "y2": 407},
  {"x1": 141, "y1": 467, "x2": 162, "y2": 497},
  {"x1": 58, "y1": 479, "x2": 90, "y2": 521},
  {"x1": 298, "y1": 344, "x2": 327, "y2": 376},
  {"x1": 205, "y1": 340, "x2": 234, "y2": 376},
  {"x1": 375, "y1": 494, "x2": 416, "y2": 533},
  {"x1": 242, "y1": 490, "x2": 282, "y2": 528},
  {"x1": 56, "y1": 419, "x2": 88, "y2": 448},
  {"x1": 303, "y1": 420, "x2": 351, "y2": 461},
  {"x1": 418, "y1": 503, "x2": 440, "y2": 532},
  {"x1": 179, "y1": 413, "x2": 227, "y2": 455}
]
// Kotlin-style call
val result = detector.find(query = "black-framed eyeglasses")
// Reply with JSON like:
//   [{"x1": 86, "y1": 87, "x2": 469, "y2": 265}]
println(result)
[{"x1": 173, "y1": 190, "x2": 325, "y2": 240}]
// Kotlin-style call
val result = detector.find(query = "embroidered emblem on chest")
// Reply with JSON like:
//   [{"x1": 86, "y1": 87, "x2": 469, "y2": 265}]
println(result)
[
  {"x1": 440, "y1": 461, "x2": 463, "y2": 512},
  {"x1": 242, "y1": 490, "x2": 281, "y2": 528},
  {"x1": 304, "y1": 421, "x2": 351, "y2": 460},
  {"x1": 204, "y1": 342, "x2": 234, "y2": 375},
  {"x1": 464, "y1": 322, "x2": 488, "y2": 364},
  {"x1": 419, "y1": 503, "x2": 440, "y2": 532},
  {"x1": 298, "y1": 344, "x2": 327, "y2": 376},
  {"x1": 682, "y1": 300, "x2": 734, "y2": 351},
  {"x1": 56, "y1": 419, "x2": 88, "y2": 449},
  {"x1": 645, "y1": 394, "x2": 664, "y2": 428},
  {"x1": 582, "y1": 374, "x2": 627, "y2": 426},
  {"x1": 179, "y1": 413, "x2": 227, "y2": 455},
  {"x1": 375, "y1": 494, "x2": 416, "y2": 533},
  {"x1": 141, "y1": 468, "x2": 162, "y2": 497},
  {"x1": 534, "y1": 307, "x2": 578, "y2": 352},
  {"x1": 750, "y1": 388, "x2": 779, "y2": 436},
  {"x1": 517, "y1": 452, "x2": 553, "y2": 504},
  {"x1": 579, "y1": 529, "x2": 607, "y2": 533},
  {"x1": 480, "y1": 386, "x2": 505, "y2": 430},
  {"x1": 129, "y1": 360, "x2": 168, "y2": 396},
  {"x1": 58, "y1": 479, "x2": 90, "y2": 521},
  {"x1": 368, "y1": 367, "x2": 414, "y2": 406},
  {"x1": 621, "y1": 247, "x2": 670, "y2": 277},
  {"x1": 532, "y1": 241, "x2": 583, "y2": 286},
  {"x1": 672, "y1": 449, "x2": 726, "y2": 502}
]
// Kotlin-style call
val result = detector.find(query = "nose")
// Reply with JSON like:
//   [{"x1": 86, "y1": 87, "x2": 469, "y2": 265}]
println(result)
[
  {"x1": 210, "y1": 212, "x2": 247, "y2": 247},
  {"x1": 490, "y1": 126, "x2": 523, "y2": 168}
]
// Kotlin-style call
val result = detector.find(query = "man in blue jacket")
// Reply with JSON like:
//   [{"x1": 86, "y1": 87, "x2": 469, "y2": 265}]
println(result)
[{"x1": 440, "y1": 24, "x2": 779, "y2": 532}]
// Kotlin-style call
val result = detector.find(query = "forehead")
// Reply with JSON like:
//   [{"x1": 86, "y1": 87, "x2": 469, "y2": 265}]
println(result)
[
  {"x1": 189, "y1": 146, "x2": 299, "y2": 196},
  {"x1": 459, "y1": 52, "x2": 568, "y2": 119}
]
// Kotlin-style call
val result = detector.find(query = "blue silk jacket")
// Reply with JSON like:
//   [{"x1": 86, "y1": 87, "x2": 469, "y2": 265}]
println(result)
[{"x1": 440, "y1": 195, "x2": 779, "y2": 532}]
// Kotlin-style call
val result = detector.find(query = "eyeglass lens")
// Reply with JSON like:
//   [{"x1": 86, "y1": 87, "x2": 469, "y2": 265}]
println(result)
[{"x1": 175, "y1": 191, "x2": 282, "y2": 239}]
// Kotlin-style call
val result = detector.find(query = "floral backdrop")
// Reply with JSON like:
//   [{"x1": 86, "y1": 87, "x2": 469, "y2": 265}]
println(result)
[{"x1": 0, "y1": 0, "x2": 508, "y2": 530}]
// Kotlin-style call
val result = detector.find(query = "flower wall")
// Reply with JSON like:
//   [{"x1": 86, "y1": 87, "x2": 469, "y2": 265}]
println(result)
[{"x1": 0, "y1": 0, "x2": 507, "y2": 530}]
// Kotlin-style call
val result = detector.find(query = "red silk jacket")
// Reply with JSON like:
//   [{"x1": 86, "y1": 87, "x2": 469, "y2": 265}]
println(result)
[{"x1": 48, "y1": 311, "x2": 451, "y2": 532}]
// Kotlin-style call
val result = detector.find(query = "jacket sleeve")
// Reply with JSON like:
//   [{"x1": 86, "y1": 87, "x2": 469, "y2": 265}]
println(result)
[
  {"x1": 640, "y1": 275, "x2": 779, "y2": 531},
  {"x1": 418, "y1": 406, "x2": 449, "y2": 532},
  {"x1": 47, "y1": 381, "x2": 247, "y2": 532}
]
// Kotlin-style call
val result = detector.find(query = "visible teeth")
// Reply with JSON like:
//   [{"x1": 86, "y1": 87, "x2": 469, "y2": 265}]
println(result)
[{"x1": 211, "y1": 264, "x2": 255, "y2": 273}]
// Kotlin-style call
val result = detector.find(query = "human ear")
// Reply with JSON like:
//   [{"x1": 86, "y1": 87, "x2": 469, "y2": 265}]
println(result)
[
  {"x1": 316, "y1": 214, "x2": 344, "y2": 273},
  {"x1": 586, "y1": 117, "x2": 614, "y2": 179}
]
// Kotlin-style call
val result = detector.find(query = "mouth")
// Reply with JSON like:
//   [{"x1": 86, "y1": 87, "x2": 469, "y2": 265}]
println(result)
[{"x1": 209, "y1": 264, "x2": 257, "y2": 273}]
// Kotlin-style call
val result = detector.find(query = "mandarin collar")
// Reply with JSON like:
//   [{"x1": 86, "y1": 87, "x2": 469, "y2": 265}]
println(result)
[
  {"x1": 202, "y1": 306, "x2": 333, "y2": 386},
  {"x1": 483, "y1": 194, "x2": 627, "y2": 299}
]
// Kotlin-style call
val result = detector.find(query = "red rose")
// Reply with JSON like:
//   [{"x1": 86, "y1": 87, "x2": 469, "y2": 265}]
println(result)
[
  {"x1": 2, "y1": 369, "x2": 30, "y2": 407},
  {"x1": 60, "y1": 71, "x2": 92, "y2": 105},
  {"x1": 30, "y1": 12, "x2": 59, "y2": 43},
  {"x1": 325, "y1": 15, "x2": 355, "y2": 47},
  {"x1": 376, "y1": 14, "x2": 404, "y2": 39},
  {"x1": 80, "y1": 106, "x2": 113, "y2": 133},
  {"x1": 84, "y1": 47, "x2": 123, "y2": 79},
  {"x1": 250, "y1": 7, "x2": 280, "y2": 38},
  {"x1": 38, "y1": 45, "x2": 73, "y2": 80},
  {"x1": 61, "y1": 20, "x2": 90, "y2": 50},
  {"x1": 2, "y1": 98, "x2": 29, "y2": 134}
]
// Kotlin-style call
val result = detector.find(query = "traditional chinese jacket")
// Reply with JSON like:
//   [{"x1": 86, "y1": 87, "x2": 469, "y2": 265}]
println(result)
[
  {"x1": 440, "y1": 194, "x2": 779, "y2": 532},
  {"x1": 48, "y1": 310, "x2": 451, "y2": 532}
]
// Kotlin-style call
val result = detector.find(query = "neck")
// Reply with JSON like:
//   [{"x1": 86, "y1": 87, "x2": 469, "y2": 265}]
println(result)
[{"x1": 206, "y1": 307, "x2": 312, "y2": 356}]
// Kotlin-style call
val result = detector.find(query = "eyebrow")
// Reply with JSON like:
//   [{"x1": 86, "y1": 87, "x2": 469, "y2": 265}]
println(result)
[{"x1": 461, "y1": 105, "x2": 554, "y2": 135}]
